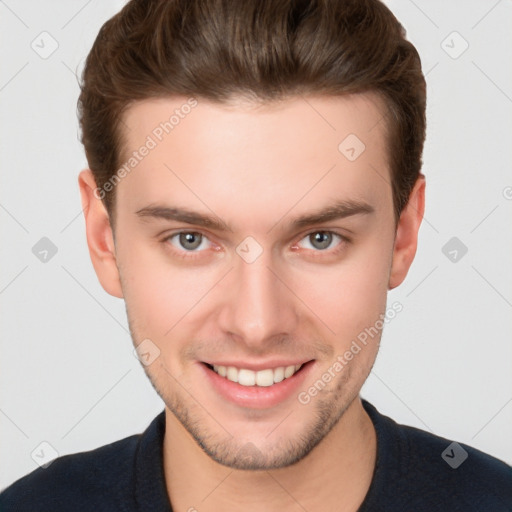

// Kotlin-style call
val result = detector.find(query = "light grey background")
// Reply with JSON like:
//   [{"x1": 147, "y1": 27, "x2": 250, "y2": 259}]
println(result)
[{"x1": 1, "y1": 0, "x2": 511, "y2": 489}]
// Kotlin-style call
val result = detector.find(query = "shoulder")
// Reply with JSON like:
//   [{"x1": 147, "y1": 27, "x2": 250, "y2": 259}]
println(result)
[
  {"x1": 0, "y1": 433, "x2": 140, "y2": 512},
  {"x1": 400, "y1": 421, "x2": 512, "y2": 508},
  {"x1": 362, "y1": 400, "x2": 512, "y2": 511}
]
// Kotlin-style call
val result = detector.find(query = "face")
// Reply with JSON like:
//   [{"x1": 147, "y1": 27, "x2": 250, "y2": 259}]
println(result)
[{"x1": 80, "y1": 93, "x2": 424, "y2": 470}]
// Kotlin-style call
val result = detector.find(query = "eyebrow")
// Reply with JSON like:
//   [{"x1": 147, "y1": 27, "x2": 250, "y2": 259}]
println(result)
[{"x1": 135, "y1": 199, "x2": 374, "y2": 233}]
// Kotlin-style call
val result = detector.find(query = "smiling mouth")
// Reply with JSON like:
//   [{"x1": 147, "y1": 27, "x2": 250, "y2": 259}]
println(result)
[{"x1": 203, "y1": 362, "x2": 309, "y2": 387}]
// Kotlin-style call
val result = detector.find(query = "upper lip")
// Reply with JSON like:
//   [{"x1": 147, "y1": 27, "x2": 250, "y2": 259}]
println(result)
[{"x1": 202, "y1": 360, "x2": 313, "y2": 371}]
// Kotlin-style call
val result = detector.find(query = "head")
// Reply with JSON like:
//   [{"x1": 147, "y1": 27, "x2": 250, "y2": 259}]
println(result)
[{"x1": 78, "y1": 0, "x2": 426, "y2": 470}]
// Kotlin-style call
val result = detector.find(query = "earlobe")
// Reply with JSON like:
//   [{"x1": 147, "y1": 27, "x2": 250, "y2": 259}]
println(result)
[
  {"x1": 78, "y1": 169, "x2": 124, "y2": 298},
  {"x1": 388, "y1": 174, "x2": 426, "y2": 290}
]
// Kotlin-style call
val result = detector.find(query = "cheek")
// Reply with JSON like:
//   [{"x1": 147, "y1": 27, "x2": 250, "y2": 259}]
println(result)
[
  {"x1": 118, "y1": 223, "x2": 393, "y2": 342},
  {"x1": 291, "y1": 244, "x2": 392, "y2": 337},
  {"x1": 117, "y1": 242, "x2": 210, "y2": 336}
]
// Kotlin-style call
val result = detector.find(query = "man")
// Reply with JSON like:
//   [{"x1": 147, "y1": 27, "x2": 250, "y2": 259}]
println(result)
[{"x1": 1, "y1": 0, "x2": 511, "y2": 510}]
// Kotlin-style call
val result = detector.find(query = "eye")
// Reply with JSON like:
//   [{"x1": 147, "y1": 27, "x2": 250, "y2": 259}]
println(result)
[
  {"x1": 162, "y1": 229, "x2": 349, "y2": 259},
  {"x1": 165, "y1": 231, "x2": 211, "y2": 252},
  {"x1": 295, "y1": 231, "x2": 347, "y2": 252}
]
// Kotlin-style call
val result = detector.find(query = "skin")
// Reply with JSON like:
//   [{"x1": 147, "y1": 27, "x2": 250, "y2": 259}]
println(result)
[{"x1": 79, "y1": 92, "x2": 425, "y2": 512}]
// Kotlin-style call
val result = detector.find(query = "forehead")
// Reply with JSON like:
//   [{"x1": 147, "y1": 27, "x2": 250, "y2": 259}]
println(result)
[{"x1": 115, "y1": 93, "x2": 392, "y2": 229}]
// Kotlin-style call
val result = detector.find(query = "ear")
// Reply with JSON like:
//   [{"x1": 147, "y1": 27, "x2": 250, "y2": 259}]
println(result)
[
  {"x1": 388, "y1": 174, "x2": 426, "y2": 290},
  {"x1": 78, "y1": 169, "x2": 124, "y2": 298}
]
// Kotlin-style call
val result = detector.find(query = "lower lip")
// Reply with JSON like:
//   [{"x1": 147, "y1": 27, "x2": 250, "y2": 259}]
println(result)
[{"x1": 199, "y1": 361, "x2": 315, "y2": 409}]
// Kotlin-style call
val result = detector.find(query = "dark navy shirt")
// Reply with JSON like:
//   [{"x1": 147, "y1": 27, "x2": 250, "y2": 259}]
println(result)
[{"x1": 1, "y1": 399, "x2": 511, "y2": 511}]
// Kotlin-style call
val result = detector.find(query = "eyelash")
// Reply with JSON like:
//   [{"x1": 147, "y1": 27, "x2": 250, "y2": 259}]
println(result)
[{"x1": 161, "y1": 230, "x2": 350, "y2": 260}]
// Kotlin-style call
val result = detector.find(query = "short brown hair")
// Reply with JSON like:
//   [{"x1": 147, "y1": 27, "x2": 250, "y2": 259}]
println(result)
[{"x1": 78, "y1": 0, "x2": 426, "y2": 228}]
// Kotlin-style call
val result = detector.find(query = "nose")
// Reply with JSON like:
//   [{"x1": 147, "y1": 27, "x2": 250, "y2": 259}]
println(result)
[{"x1": 217, "y1": 248, "x2": 299, "y2": 350}]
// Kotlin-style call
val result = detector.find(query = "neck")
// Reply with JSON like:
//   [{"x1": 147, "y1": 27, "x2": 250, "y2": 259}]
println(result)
[{"x1": 162, "y1": 396, "x2": 376, "y2": 512}]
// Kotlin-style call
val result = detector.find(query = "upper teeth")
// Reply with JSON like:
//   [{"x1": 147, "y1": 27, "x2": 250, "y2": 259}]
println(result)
[{"x1": 212, "y1": 364, "x2": 302, "y2": 387}]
